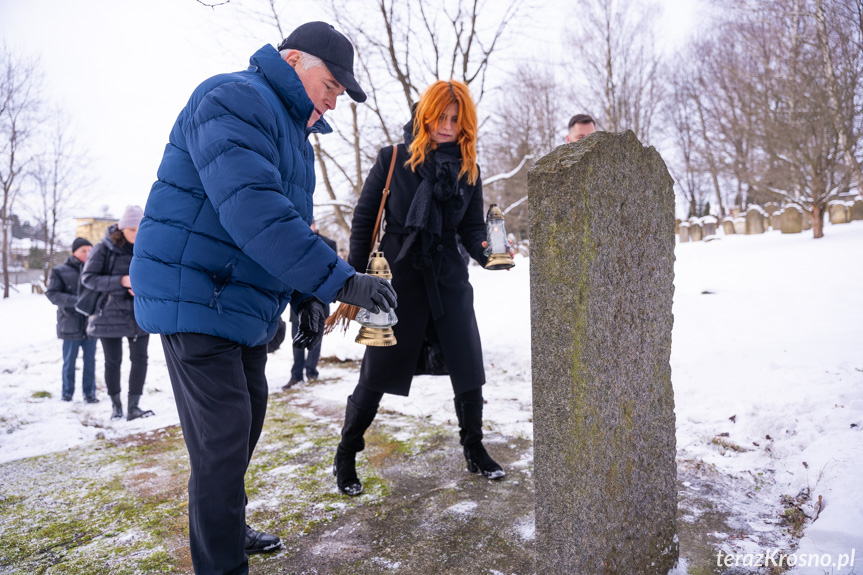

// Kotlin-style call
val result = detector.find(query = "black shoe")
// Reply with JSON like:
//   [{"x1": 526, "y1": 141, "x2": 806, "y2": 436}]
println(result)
[
  {"x1": 454, "y1": 398, "x2": 506, "y2": 480},
  {"x1": 84, "y1": 396, "x2": 100, "y2": 404},
  {"x1": 334, "y1": 395, "x2": 379, "y2": 496},
  {"x1": 334, "y1": 446, "x2": 363, "y2": 496},
  {"x1": 109, "y1": 394, "x2": 123, "y2": 419},
  {"x1": 282, "y1": 378, "x2": 302, "y2": 390},
  {"x1": 61, "y1": 395, "x2": 72, "y2": 402},
  {"x1": 464, "y1": 444, "x2": 506, "y2": 480},
  {"x1": 127, "y1": 394, "x2": 154, "y2": 421},
  {"x1": 244, "y1": 524, "x2": 281, "y2": 554}
]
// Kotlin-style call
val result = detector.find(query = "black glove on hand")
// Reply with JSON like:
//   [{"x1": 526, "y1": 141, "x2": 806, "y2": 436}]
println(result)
[
  {"x1": 292, "y1": 298, "x2": 326, "y2": 350},
  {"x1": 336, "y1": 273, "x2": 398, "y2": 313}
]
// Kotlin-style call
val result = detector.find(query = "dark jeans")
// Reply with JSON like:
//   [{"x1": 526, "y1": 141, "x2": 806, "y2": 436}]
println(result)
[
  {"x1": 100, "y1": 335, "x2": 149, "y2": 396},
  {"x1": 290, "y1": 321, "x2": 321, "y2": 380},
  {"x1": 161, "y1": 333, "x2": 269, "y2": 575},
  {"x1": 61, "y1": 338, "x2": 97, "y2": 399}
]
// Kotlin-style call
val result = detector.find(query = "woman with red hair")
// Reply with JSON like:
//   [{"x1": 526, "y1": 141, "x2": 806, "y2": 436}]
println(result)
[{"x1": 333, "y1": 80, "x2": 505, "y2": 496}]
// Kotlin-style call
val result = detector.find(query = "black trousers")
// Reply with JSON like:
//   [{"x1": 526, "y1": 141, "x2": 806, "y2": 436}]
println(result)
[
  {"x1": 161, "y1": 333, "x2": 269, "y2": 575},
  {"x1": 100, "y1": 335, "x2": 149, "y2": 396}
]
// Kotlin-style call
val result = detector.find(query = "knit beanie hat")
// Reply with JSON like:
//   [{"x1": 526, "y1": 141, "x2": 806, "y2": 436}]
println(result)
[
  {"x1": 71, "y1": 237, "x2": 92, "y2": 253},
  {"x1": 118, "y1": 205, "x2": 144, "y2": 230}
]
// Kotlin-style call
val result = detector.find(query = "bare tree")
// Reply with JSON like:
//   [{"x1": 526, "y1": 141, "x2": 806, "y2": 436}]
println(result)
[
  {"x1": 0, "y1": 46, "x2": 41, "y2": 298},
  {"x1": 564, "y1": 0, "x2": 664, "y2": 144},
  {"x1": 29, "y1": 112, "x2": 92, "y2": 282},
  {"x1": 482, "y1": 65, "x2": 563, "y2": 240},
  {"x1": 213, "y1": 0, "x2": 524, "y2": 242},
  {"x1": 665, "y1": 56, "x2": 711, "y2": 218}
]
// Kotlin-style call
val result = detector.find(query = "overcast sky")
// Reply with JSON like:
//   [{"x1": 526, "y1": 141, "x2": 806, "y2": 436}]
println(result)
[{"x1": 1, "y1": 0, "x2": 697, "y2": 238}]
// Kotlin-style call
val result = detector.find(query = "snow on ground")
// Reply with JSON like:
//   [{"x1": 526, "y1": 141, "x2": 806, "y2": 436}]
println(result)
[{"x1": 1, "y1": 221, "x2": 861, "y2": 573}]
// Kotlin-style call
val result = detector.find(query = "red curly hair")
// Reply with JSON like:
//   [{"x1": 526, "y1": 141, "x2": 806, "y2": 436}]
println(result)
[{"x1": 407, "y1": 80, "x2": 479, "y2": 185}]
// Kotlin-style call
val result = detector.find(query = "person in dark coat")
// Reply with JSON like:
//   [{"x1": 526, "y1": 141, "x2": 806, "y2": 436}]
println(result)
[
  {"x1": 45, "y1": 237, "x2": 98, "y2": 402},
  {"x1": 283, "y1": 223, "x2": 338, "y2": 388},
  {"x1": 129, "y1": 22, "x2": 395, "y2": 574},
  {"x1": 333, "y1": 80, "x2": 507, "y2": 498},
  {"x1": 81, "y1": 205, "x2": 153, "y2": 422}
]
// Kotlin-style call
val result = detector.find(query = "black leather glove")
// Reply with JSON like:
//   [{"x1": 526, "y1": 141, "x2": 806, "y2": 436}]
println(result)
[
  {"x1": 336, "y1": 273, "x2": 397, "y2": 313},
  {"x1": 292, "y1": 298, "x2": 326, "y2": 350}
]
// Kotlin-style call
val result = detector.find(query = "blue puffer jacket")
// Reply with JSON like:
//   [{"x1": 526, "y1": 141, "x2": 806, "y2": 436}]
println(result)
[{"x1": 131, "y1": 45, "x2": 354, "y2": 347}]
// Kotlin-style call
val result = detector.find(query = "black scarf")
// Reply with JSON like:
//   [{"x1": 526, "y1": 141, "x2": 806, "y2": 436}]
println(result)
[{"x1": 397, "y1": 120, "x2": 465, "y2": 268}]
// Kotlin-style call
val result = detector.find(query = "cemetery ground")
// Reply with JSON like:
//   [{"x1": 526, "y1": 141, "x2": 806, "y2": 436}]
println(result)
[{"x1": 2, "y1": 221, "x2": 862, "y2": 574}]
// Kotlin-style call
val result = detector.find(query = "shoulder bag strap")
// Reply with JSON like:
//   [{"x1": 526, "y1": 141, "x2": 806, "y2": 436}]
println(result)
[{"x1": 370, "y1": 144, "x2": 398, "y2": 253}]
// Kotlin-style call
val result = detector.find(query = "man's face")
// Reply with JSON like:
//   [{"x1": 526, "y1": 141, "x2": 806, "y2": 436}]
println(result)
[
  {"x1": 73, "y1": 245, "x2": 91, "y2": 263},
  {"x1": 290, "y1": 53, "x2": 346, "y2": 127},
  {"x1": 566, "y1": 122, "x2": 596, "y2": 143}
]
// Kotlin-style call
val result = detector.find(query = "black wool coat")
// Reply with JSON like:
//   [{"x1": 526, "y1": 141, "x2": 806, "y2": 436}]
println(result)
[
  {"x1": 80, "y1": 226, "x2": 148, "y2": 340},
  {"x1": 349, "y1": 143, "x2": 489, "y2": 396},
  {"x1": 45, "y1": 255, "x2": 89, "y2": 340}
]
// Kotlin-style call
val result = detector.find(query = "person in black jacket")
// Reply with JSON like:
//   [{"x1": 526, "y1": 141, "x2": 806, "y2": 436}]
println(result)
[
  {"x1": 333, "y1": 80, "x2": 507, "y2": 497},
  {"x1": 45, "y1": 237, "x2": 98, "y2": 402},
  {"x1": 283, "y1": 222, "x2": 339, "y2": 389},
  {"x1": 81, "y1": 205, "x2": 153, "y2": 421}
]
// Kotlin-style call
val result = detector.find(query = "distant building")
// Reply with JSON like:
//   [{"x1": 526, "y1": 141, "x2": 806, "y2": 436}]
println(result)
[{"x1": 76, "y1": 217, "x2": 116, "y2": 245}]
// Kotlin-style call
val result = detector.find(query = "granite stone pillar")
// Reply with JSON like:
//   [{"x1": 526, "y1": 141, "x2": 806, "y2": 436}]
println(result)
[{"x1": 528, "y1": 131, "x2": 678, "y2": 574}]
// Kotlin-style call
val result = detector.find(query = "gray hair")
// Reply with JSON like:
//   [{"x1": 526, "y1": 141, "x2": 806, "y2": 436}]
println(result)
[{"x1": 279, "y1": 49, "x2": 324, "y2": 70}]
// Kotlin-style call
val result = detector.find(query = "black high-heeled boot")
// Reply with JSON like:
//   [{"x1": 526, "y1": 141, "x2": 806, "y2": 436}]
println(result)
[
  {"x1": 333, "y1": 395, "x2": 378, "y2": 496},
  {"x1": 454, "y1": 399, "x2": 505, "y2": 480}
]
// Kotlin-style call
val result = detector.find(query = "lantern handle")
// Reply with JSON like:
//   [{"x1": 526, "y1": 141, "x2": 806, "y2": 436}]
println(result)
[{"x1": 371, "y1": 144, "x2": 398, "y2": 254}]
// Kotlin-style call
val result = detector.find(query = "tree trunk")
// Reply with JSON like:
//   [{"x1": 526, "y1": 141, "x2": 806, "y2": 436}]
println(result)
[{"x1": 811, "y1": 204, "x2": 824, "y2": 239}]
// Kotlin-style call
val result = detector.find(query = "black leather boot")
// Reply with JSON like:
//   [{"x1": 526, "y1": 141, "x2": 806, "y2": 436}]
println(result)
[
  {"x1": 109, "y1": 393, "x2": 123, "y2": 420},
  {"x1": 333, "y1": 395, "x2": 378, "y2": 496},
  {"x1": 454, "y1": 399, "x2": 505, "y2": 480},
  {"x1": 126, "y1": 394, "x2": 154, "y2": 420}
]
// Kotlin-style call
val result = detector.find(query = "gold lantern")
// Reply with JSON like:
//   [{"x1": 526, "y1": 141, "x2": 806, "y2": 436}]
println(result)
[
  {"x1": 354, "y1": 251, "x2": 398, "y2": 347},
  {"x1": 484, "y1": 204, "x2": 515, "y2": 270}
]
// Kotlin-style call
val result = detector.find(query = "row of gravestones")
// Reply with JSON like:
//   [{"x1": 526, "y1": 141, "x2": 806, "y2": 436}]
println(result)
[
  {"x1": 677, "y1": 198, "x2": 863, "y2": 241},
  {"x1": 827, "y1": 199, "x2": 863, "y2": 224}
]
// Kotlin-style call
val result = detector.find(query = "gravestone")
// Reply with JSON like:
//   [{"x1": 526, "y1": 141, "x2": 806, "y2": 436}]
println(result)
[
  {"x1": 689, "y1": 220, "x2": 704, "y2": 241},
  {"x1": 828, "y1": 202, "x2": 849, "y2": 224},
  {"x1": 763, "y1": 202, "x2": 780, "y2": 217},
  {"x1": 722, "y1": 217, "x2": 735, "y2": 235},
  {"x1": 528, "y1": 131, "x2": 678, "y2": 574},
  {"x1": 771, "y1": 209, "x2": 784, "y2": 231},
  {"x1": 781, "y1": 205, "x2": 803, "y2": 234},
  {"x1": 745, "y1": 206, "x2": 767, "y2": 234},
  {"x1": 733, "y1": 217, "x2": 746, "y2": 234},
  {"x1": 678, "y1": 221, "x2": 690, "y2": 242},
  {"x1": 701, "y1": 215, "x2": 718, "y2": 237},
  {"x1": 851, "y1": 198, "x2": 863, "y2": 221}
]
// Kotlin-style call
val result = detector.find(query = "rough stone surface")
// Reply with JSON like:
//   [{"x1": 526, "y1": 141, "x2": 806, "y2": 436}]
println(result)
[{"x1": 527, "y1": 131, "x2": 678, "y2": 575}]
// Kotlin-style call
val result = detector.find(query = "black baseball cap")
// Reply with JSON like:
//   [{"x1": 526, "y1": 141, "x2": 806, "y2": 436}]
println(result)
[{"x1": 277, "y1": 21, "x2": 367, "y2": 103}]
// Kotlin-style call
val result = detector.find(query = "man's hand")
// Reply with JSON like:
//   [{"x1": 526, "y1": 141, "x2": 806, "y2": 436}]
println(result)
[
  {"x1": 293, "y1": 298, "x2": 326, "y2": 350},
  {"x1": 336, "y1": 273, "x2": 397, "y2": 313}
]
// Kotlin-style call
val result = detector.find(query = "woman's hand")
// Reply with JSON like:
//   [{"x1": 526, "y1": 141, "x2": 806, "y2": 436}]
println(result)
[{"x1": 121, "y1": 275, "x2": 135, "y2": 296}]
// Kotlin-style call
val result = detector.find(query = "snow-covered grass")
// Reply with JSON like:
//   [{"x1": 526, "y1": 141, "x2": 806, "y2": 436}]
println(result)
[{"x1": 1, "y1": 220, "x2": 861, "y2": 573}]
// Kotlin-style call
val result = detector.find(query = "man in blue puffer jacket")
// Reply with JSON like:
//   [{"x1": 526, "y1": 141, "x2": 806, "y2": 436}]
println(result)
[{"x1": 131, "y1": 22, "x2": 396, "y2": 575}]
